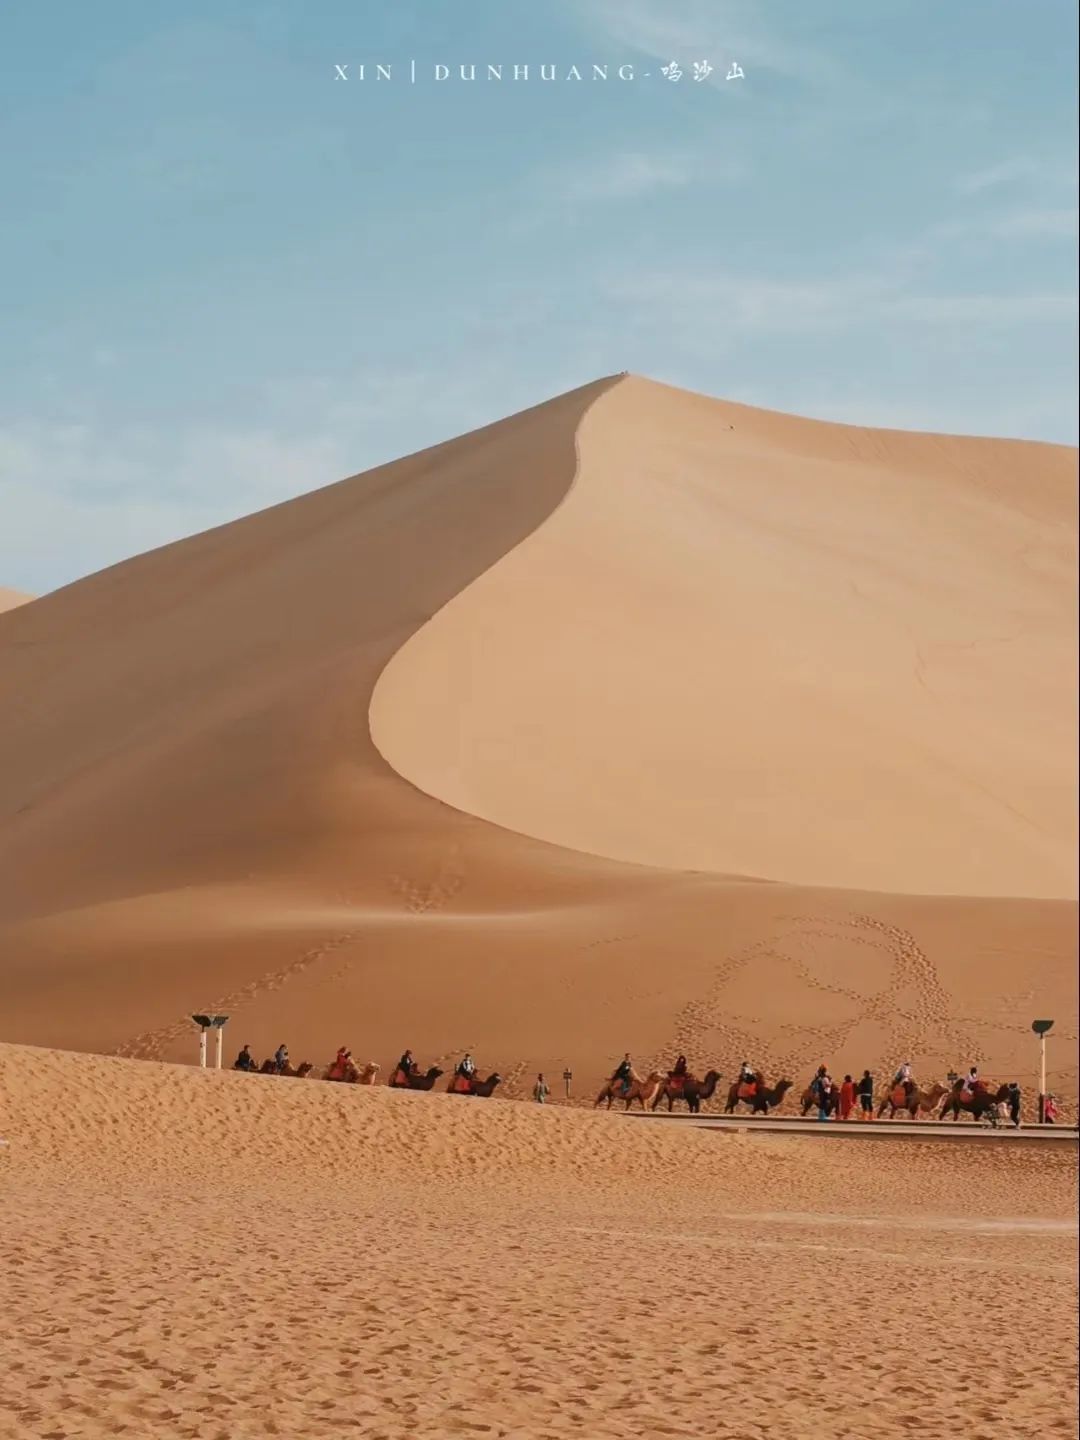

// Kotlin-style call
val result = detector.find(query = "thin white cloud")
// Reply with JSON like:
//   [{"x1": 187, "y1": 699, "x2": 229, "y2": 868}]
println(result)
[
  {"x1": 568, "y1": 151, "x2": 695, "y2": 202},
  {"x1": 604, "y1": 266, "x2": 1078, "y2": 335},
  {"x1": 580, "y1": 0, "x2": 837, "y2": 84},
  {"x1": 957, "y1": 157, "x2": 1078, "y2": 197}
]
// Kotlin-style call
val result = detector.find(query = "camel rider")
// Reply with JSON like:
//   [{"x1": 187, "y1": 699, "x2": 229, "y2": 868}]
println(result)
[
  {"x1": 331, "y1": 1046, "x2": 350, "y2": 1080},
  {"x1": 963, "y1": 1065, "x2": 979, "y2": 1095},
  {"x1": 456, "y1": 1054, "x2": 476, "y2": 1078},
  {"x1": 395, "y1": 1049, "x2": 415, "y2": 1084},
  {"x1": 738, "y1": 1061, "x2": 756, "y2": 1090},
  {"x1": 670, "y1": 1055, "x2": 689, "y2": 1085},
  {"x1": 892, "y1": 1061, "x2": 914, "y2": 1098},
  {"x1": 611, "y1": 1053, "x2": 634, "y2": 1095},
  {"x1": 274, "y1": 1043, "x2": 289, "y2": 1074},
  {"x1": 234, "y1": 1044, "x2": 256, "y2": 1072}
]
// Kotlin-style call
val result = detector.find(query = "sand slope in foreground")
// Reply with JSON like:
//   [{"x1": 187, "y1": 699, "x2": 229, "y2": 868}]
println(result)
[
  {"x1": 0, "y1": 377, "x2": 1075, "y2": 1102},
  {"x1": 0, "y1": 1044, "x2": 1076, "y2": 1440}
]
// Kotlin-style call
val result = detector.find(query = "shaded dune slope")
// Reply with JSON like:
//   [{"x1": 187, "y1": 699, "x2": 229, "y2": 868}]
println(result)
[{"x1": 0, "y1": 377, "x2": 1075, "y2": 1103}]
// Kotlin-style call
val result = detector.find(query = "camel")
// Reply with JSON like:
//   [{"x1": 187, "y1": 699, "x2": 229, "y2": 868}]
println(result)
[
  {"x1": 877, "y1": 1081, "x2": 949, "y2": 1120},
  {"x1": 594, "y1": 1070, "x2": 664, "y2": 1111},
  {"x1": 800, "y1": 1081, "x2": 841, "y2": 1118},
  {"x1": 652, "y1": 1069, "x2": 723, "y2": 1114},
  {"x1": 323, "y1": 1060, "x2": 379, "y2": 1085},
  {"x1": 258, "y1": 1059, "x2": 314, "y2": 1078},
  {"x1": 939, "y1": 1081, "x2": 1009, "y2": 1125},
  {"x1": 724, "y1": 1077, "x2": 794, "y2": 1115},
  {"x1": 388, "y1": 1065, "x2": 444, "y2": 1091},
  {"x1": 446, "y1": 1072, "x2": 502, "y2": 1097}
]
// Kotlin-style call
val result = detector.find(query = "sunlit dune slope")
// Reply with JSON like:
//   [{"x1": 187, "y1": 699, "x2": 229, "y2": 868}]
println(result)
[
  {"x1": 373, "y1": 376, "x2": 1077, "y2": 899},
  {"x1": 0, "y1": 586, "x2": 32, "y2": 613},
  {"x1": 0, "y1": 377, "x2": 1075, "y2": 1102}
]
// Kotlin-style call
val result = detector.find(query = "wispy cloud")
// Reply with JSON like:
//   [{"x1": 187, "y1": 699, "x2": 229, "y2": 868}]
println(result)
[
  {"x1": 565, "y1": 150, "x2": 695, "y2": 202},
  {"x1": 579, "y1": 0, "x2": 836, "y2": 85},
  {"x1": 603, "y1": 265, "x2": 1078, "y2": 336},
  {"x1": 957, "y1": 156, "x2": 1077, "y2": 197}
]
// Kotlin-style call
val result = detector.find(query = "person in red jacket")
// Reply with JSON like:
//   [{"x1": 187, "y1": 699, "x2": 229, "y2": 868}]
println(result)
[{"x1": 839, "y1": 1074, "x2": 856, "y2": 1120}]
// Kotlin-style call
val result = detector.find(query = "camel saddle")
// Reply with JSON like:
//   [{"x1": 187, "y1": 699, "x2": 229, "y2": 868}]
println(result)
[
  {"x1": 737, "y1": 1082, "x2": 757, "y2": 1100},
  {"x1": 668, "y1": 1074, "x2": 686, "y2": 1092},
  {"x1": 889, "y1": 1084, "x2": 907, "y2": 1108},
  {"x1": 452, "y1": 1075, "x2": 473, "y2": 1094}
]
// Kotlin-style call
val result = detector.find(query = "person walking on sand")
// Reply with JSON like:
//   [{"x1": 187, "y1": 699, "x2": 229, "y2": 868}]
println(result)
[
  {"x1": 533, "y1": 1073, "x2": 549, "y2": 1104},
  {"x1": 839, "y1": 1074, "x2": 856, "y2": 1121},
  {"x1": 857, "y1": 1070, "x2": 874, "y2": 1120},
  {"x1": 1005, "y1": 1082, "x2": 1021, "y2": 1127},
  {"x1": 817, "y1": 1073, "x2": 834, "y2": 1121},
  {"x1": 1043, "y1": 1094, "x2": 1058, "y2": 1124}
]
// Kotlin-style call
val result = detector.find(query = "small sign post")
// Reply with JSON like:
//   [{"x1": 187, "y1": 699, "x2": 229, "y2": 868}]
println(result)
[
  {"x1": 562, "y1": 1068, "x2": 573, "y2": 1101},
  {"x1": 1032, "y1": 1020, "x2": 1053, "y2": 1122},
  {"x1": 192, "y1": 1014, "x2": 230, "y2": 1069}
]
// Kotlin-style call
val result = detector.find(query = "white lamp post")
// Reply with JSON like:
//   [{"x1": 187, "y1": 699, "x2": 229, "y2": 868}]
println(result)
[
  {"x1": 192, "y1": 1014, "x2": 230, "y2": 1069},
  {"x1": 1031, "y1": 1019, "x2": 1053, "y2": 1122}
]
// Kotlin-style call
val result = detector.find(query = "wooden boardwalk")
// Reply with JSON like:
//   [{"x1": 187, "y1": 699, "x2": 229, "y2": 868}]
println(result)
[{"x1": 621, "y1": 1113, "x2": 1077, "y2": 1144}]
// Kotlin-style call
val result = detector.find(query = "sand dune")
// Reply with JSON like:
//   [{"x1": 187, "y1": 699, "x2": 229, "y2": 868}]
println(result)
[
  {"x1": 374, "y1": 379, "x2": 1076, "y2": 898},
  {"x1": 0, "y1": 377, "x2": 1075, "y2": 1107},
  {"x1": 1, "y1": 1044, "x2": 1076, "y2": 1440}
]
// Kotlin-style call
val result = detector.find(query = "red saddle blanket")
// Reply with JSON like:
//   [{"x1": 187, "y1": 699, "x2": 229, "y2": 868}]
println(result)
[
  {"x1": 738, "y1": 1083, "x2": 757, "y2": 1100},
  {"x1": 451, "y1": 1075, "x2": 473, "y2": 1094},
  {"x1": 889, "y1": 1085, "x2": 907, "y2": 1108},
  {"x1": 668, "y1": 1075, "x2": 686, "y2": 1091}
]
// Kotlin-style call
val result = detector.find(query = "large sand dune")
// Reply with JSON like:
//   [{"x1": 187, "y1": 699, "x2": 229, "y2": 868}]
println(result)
[
  {"x1": 1, "y1": 1044, "x2": 1076, "y2": 1439},
  {"x1": 0, "y1": 377, "x2": 1075, "y2": 1104}
]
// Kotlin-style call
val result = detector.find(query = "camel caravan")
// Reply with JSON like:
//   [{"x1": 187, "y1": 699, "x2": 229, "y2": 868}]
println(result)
[
  {"x1": 595, "y1": 1057, "x2": 1024, "y2": 1126},
  {"x1": 232, "y1": 1042, "x2": 1023, "y2": 1123},
  {"x1": 232, "y1": 1044, "x2": 502, "y2": 1098}
]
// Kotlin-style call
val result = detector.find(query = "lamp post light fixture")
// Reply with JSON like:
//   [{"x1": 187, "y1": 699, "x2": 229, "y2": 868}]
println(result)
[{"x1": 1031, "y1": 1020, "x2": 1054, "y2": 1123}]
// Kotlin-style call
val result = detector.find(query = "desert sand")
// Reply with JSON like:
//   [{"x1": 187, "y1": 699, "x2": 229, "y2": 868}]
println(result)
[
  {"x1": 0, "y1": 376, "x2": 1074, "y2": 1108},
  {"x1": 0, "y1": 377, "x2": 1077, "y2": 1439},
  {"x1": 1, "y1": 1043, "x2": 1076, "y2": 1440}
]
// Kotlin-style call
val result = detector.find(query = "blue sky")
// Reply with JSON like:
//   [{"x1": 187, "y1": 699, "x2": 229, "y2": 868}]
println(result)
[{"x1": 2, "y1": 0, "x2": 1077, "y2": 593}]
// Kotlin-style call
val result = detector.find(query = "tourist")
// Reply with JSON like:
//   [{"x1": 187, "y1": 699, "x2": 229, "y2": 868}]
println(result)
[
  {"x1": 456, "y1": 1053, "x2": 477, "y2": 1079},
  {"x1": 233, "y1": 1044, "x2": 256, "y2": 1072},
  {"x1": 839, "y1": 1074, "x2": 856, "y2": 1120},
  {"x1": 817, "y1": 1073, "x2": 834, "y2": 1121},
  {"x1": 394, "y1": 1049, "x2": 415, "y2": 1084},
  {"x1": 1044, "y1": 1093, "x2": 1058, "y2": 1124},
  {"x1": 533, "y1": 1073, "x2": 549, "y2": 1104},
  {"x1": 1006, "y1": 1082, "x2": 1021, "y2": 1127},
  {"x1": 857, "y1": 1071, "x2": 874, "y2": 1119},
  {"x1": 273, "y1": 1042, "x2": 289, "y2": 1074}
]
